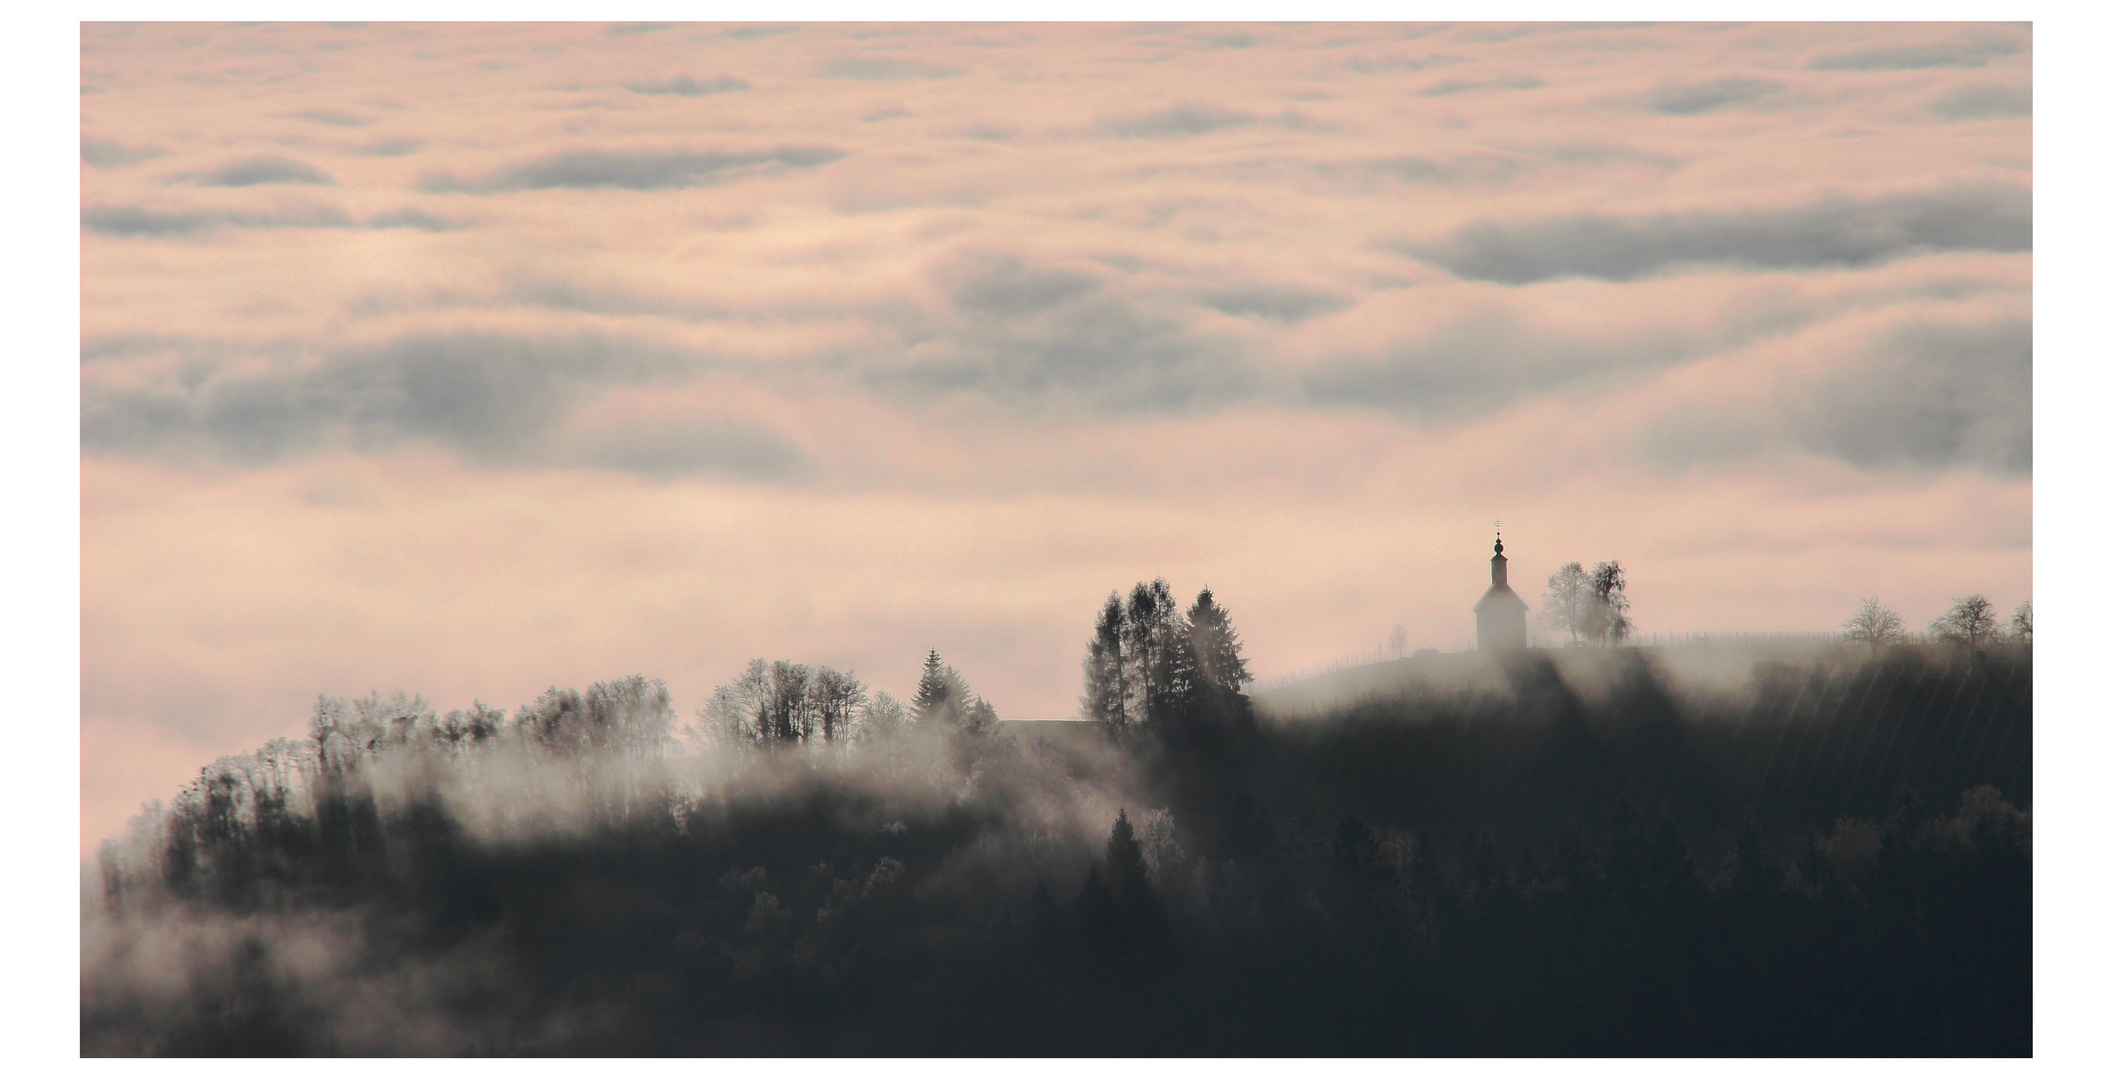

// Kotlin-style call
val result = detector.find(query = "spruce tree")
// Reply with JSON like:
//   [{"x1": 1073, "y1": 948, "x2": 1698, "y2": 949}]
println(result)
[
  {"x1": 1081, "y1": 592, "x2": 1126, "y2": 736},
  {"x1": 1103, "y1": 809, "x2": 1166, "y2": 943},
  {"x1": 915, "y1": 650, "x2": 991, "y2": 731},
  {"x1": 961, "y1": 696, "x2": 999, "y2": 735},
  {"x1": 1107, "y1": 809, "x2": 1150, "y2": 891},
  {"x1": 1186, "y1": 587, "x2": 1253, "y2": 697},
  {"x1": 1150, "y1": 619, "x2": 1197, "y2": 729},
  {"x1": 912, "y1": 650, "x2": 952, "y2": 725}
]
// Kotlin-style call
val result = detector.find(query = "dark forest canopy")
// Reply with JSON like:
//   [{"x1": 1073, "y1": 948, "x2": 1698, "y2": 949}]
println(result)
[{"x1": 85, "y1": 586, "x2": 2030, "y2": 1057}]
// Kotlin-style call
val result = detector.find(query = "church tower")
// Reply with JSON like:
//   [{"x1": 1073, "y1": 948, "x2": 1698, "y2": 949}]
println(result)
[{"x1": 1474, "y1": 527, "x2": 1529, "y2": 651}]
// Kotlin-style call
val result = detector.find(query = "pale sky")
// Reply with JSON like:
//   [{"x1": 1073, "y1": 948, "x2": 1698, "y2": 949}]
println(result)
[{"x1": 78, "y1": 20, "x2": 2032, "y2": 852}]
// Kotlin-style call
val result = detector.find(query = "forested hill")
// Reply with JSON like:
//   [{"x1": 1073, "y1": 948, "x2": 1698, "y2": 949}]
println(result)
[
  {"x1": 1253, "y1": 641, "x2": 2030, "y2": 835},
  {"x1": 86, "y1": 633, "x2": 2029, "y2": 1056}
]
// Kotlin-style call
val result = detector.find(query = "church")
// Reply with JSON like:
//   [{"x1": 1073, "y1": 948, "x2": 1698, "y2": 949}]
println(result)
[{"x1": 1474, "y1": 529, "x2": 1529, "y2": 651}]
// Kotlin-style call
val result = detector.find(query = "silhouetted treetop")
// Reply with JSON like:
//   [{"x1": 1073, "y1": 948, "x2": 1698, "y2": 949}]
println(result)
[
  {"x1": 1082, "y1": 592, "x2": 1127, "y2": 736},
  {"x1": 1931, "y1": 594, "x2": 2000, "y2": 649},
  {"x1": 1844, "y1": 599, "x2": 1906, "y2": 655},
  {"x1": 1080, "y1": 580, "x2": 1255, "y2": 743},
  {"x1": 1584, "y1": 561, "x2": 1632, "y2": 643},
  {"x1": 1540, "y1": 562, "x2": 1592, "y2": 645},
  {"x1": 1187, "y1": 587, "x2": 1253, "y2": 697}
]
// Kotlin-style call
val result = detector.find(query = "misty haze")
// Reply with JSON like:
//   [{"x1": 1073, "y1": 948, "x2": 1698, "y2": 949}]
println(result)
[
  {"x1": 80, "y1": 20, "x2": 2032, "y2": 1060},
  {"x1": 86, "y1": 568, "x2": 2031, "y2": 1055}
]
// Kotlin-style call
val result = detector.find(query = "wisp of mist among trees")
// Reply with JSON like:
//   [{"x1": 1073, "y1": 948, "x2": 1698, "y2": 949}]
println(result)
[{"x1": 85, "y1": 580, "x2": 2030, "y2": 1056}]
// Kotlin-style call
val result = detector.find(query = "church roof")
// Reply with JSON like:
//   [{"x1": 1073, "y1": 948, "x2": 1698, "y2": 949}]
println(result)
[{"x1": 1476, "y1": 581, "x2": 1528, "y2": 613}]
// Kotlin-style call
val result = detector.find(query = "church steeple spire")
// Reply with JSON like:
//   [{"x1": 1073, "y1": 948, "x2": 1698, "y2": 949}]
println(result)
[
  {"x1": 1490, "y1": 521, "x2": 1508, "y2": 587},
  {"x1": 1476, "y1": 520, "x2": 1527, "y2": 651}
]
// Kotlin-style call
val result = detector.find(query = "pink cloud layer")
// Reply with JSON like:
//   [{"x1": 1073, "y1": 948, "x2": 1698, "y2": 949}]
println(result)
[{"x1": 81, "y1": 22, "x2": 2031, "y2": 854}]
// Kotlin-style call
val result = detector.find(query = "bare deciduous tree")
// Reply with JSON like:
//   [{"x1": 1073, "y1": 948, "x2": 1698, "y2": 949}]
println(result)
[
  {"x1": 1539, "y1": 561, "x2": 1633, "y2": 644},
  {"x1": 1842, "y1": 599, "x2": 1905, "y2": 656},
  {"x1": 811, "y1": 667, "x2": 868, "y2": 743},
  {"x1": 2010, "y1": 599, "x2": 2032, "y2": 643},
  {"x1": 1930, "y1": 594, "x2": 2000, "y2": 650},
  {"x1": 857, "y1": 690, "x2": 908, "y2": 742},
  {"x1": 1539, "y1": 562, "x2": 1592, "y2": 645},
  {"x1": 699, "y1": 660, "x2": 867, "y2": 746},
  {"x1": 700, "y1": 659, "x2": 770, "y2": 745}
]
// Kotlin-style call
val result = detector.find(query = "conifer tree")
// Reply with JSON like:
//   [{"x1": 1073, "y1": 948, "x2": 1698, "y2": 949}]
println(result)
[
  {"x1": 1123, "y1": 579, "x2": 1182, "y2": 728},
  {"x1": 1082, "y1": 593, "x2": 1126, "y2": 736},
  {"x1": 1186, "y1": 587, "x2": 1253, "y2": 698},
  {"x1": 912, "y1": 650, "x2": 953, "y2": 725},
  {"x1": 914, "y1": 650, "x2": 993, "y2": 732},
  {"x1": 1148, "y1": 619, "x2": 1197, "y2": 731},
  {"x1": 1107, "y1": 809, "x2": 1151, "y2": 893},
  {"x1": 1103, "y1": 809, "x2": 1166, "y2": 943},
  {"x1": 1121, "y1": 582, "x2": 1162, "y2": 727},
  {"x1": 961, "y1": 696, "x2": 999, "y2": 735},
  {"x1": 1085, "y1": 582, "x2": 1253, "y2": 738}
]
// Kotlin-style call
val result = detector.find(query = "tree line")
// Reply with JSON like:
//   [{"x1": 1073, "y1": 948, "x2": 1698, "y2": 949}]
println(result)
[
  {"x1": 1844, "y1": 594, "x2": 2031, "y2": 654},
  {"x1": 85, "y1": 578, "x2": 2029, "y2": 1056},
  {"x1": 694, "y1": 649, "x2": 1004, "y2": 748},
  {"x1": 1532, "y1": 558, "x2": 2029, "y2": 658}
]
